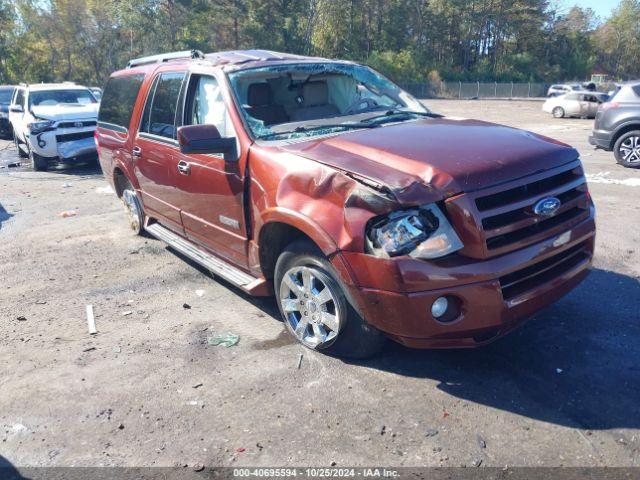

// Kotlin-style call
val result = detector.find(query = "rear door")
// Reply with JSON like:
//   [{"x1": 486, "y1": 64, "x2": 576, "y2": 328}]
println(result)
[
  {"x1": 9, "y1": 88, "x2": 27, "y2": 142},
  {"x1": 172, "y1": 73, "x2": 248, "y2": 266},
  {"x1": 133, "y1": 71, "x2": 186, "y2": 233}
]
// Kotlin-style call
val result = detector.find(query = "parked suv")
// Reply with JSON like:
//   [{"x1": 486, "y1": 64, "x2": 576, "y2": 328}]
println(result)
[
  {"x1": 97, "y1": 50, "x2": 596, "y2": 357},
  {"x1": 589, "y1": 81, "x2": 640, "y2": 168},
  {"x1": 9, "y1": 83, "x2": 99, "y2": 170},
  {"x1": 0, "y1": 85, "x2": 16, "y2": 139}
]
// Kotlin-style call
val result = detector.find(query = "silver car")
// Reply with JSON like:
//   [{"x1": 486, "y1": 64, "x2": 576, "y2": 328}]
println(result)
[{"x1": 543, "y1": 91, "x2": 609, "y2": 119}]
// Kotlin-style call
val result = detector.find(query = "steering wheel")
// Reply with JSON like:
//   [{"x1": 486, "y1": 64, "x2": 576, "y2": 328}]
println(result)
[{"x1": 345, "y1": 98, "x2": 379, "y2": 114}]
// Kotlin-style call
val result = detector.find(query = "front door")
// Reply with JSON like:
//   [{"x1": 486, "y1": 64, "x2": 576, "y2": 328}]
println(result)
[
  {"x1": 172, "y1": 74, "x2": 248, "y2": 267},
  {"x1": 133, "y1": 71, "x2": 185, "y2": 232}
]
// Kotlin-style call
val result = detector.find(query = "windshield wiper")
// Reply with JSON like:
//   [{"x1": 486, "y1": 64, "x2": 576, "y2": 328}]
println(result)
[
  {"x1": 258, "y1": 122, "x2": 377, "y2": 139},
  {"x1": 363, "y1": 109, "x2": 443, "y2": 124}
]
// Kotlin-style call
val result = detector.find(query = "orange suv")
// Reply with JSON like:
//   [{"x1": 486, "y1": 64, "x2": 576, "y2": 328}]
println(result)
[{"x1": 96, "y1": 50, "x2": 596, "y2": 357}]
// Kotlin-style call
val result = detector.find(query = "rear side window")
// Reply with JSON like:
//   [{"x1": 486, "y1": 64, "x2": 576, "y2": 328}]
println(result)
[
  {"x1": 632, "y1": 85, "x2": 640, "y2": 98},
  {"x1": 99, "y1": 74, "x2": 145, "y2": 132},
  {"x1": 14, "y1": 89, "x2": 25, "y2": 107},
  {"x1": 139, "y1": 72, "x2": 184, "y2": 140}
]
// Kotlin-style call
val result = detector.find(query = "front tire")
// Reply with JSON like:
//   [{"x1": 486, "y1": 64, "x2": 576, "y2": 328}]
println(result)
[
  {"x1": 614, "y1": 130, "x2": 640, "y2": 168},
  {"x1": 30, "y1": 150, "x2": 48, "y2": 171},
  {"x1": 552, "y1": 107, "x2": 565, "y2": 118},
  {"x1": 275, "y1": 240, "x2": 386, "y2": 358}
]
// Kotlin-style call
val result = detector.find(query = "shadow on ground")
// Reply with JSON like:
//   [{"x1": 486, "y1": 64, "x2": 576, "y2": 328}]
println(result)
[
  {"x1": 346, "y1": 268, "x2": 640, "y2": 431},
  {"x1": 0, "y1": 202, "x2": 13, "y2": 230},
  {"x1": 164, "y1": 239, "x2": 640, "y2": 430},
  {"x1": 0, "y1": 456, "x2": 28, "y2": 480}
]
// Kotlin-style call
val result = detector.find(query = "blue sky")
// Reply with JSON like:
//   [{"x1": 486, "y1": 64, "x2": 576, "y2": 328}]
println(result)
[{"x1": 561, "y1": 0, "x2": 620, "y2": 20}]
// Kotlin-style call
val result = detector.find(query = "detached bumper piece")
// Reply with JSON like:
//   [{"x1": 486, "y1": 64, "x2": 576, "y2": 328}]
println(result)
[{"x1": 56, "y1": 132, "x2": 97, "y2": 162}]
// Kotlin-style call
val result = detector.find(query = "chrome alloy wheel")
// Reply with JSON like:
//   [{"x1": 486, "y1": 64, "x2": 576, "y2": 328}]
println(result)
[
  {"x1": 123, "y1": 189, "x2": 143, "y2": 233},
  {"x1": 279, "y1": 266, "x2": 342, "y2": 349},
  {"x1": 619, "y1": 136, "x2": 640, "y2": 164}
]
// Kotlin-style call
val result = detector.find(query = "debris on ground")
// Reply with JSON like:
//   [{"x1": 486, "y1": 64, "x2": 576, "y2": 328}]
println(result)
[
  {"x1": 425, "y1": 428, "x2": 439, "y2": 438},
  {"x1": 83, "y1": 347, "x2": 96, "y2": 352},
  {"x1": 195, "y1": 289, "x2": 205, "y2": 297},
  {"x1": 379, "y1": 425, "x2": 386, "y2": 435},
  {"x1": 122, "y1": 311, "x2": 133, "y2": 316},
  {"x1": 443, "y1": 410, "x2": 450, "y2": 418},
  {"x1": 183, "y1": 303, "x2": 191, "y2": 309},
  {"x1": 192, "y1": 464, "x2": 204, "y2": 472},
  {"x1": 17, "y1": 316, "x2": 27, "y2": 321},
  {"x1": 58, "y1": 210, "x2": 78, "y2": 218},
  {"x1": 235, "y1": 447, "x2": 246, "y2": 453},
  {"x1": 207, "y1": 332, "x2": 239, "y2": 347},
  {"x1": 35, "y1": 300, "x2": 47, "y2": 305},
  {"x1": 471, "y1": 458, "x2": 483, "y2": 467},
  {"x1": 62, "y1": 183, "x2": 72, "y2": 188},
  {"x1": 118, "y1": 423, "x2": 125, "y2": 430},
  {"x1": 477, "y1": 434, "x2": 487, "y2": 448},
  {"x1": 112, "y1": 346, "x2": 121, "y2": 353},
  {"x1": 297, "y1": 353, "x2": 303, "y2": 369},
  {"x1": 86, "y1": 305, "x2": 97, "y2": 334},
  {"x1": 192, "y1": 383, "x2": 203, "y2": 389},
  {"x1": 556, "y1": 368, "x2": 563, "y2": 374}
]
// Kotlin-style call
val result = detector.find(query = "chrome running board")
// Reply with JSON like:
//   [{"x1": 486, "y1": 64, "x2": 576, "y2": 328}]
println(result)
[{"x1": 145, "y1": 222, "x2": 259, "y2": 288}]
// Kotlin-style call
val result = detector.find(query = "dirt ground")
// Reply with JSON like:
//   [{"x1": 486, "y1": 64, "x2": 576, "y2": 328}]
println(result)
[{"x1": 1, "y1": 100, "x2": 639, "y2": 469}]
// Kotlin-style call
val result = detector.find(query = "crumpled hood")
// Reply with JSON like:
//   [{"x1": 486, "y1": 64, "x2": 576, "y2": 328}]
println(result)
[
  {"x1": 31, "y1": 103, "x2": 99, "y2": 122},
  {"x1": 280, "y1": 118, "x2": 579, "y2": 204}
]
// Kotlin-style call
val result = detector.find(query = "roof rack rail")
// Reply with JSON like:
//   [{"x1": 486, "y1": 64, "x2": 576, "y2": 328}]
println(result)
[{"x1": 127, "y1": 50, "x2": 205, "y2": 68}]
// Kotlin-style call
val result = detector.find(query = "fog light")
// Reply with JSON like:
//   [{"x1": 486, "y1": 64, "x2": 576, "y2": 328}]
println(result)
[{"x1": 431, "y1": 297, "x2": 449, "y2": 319}]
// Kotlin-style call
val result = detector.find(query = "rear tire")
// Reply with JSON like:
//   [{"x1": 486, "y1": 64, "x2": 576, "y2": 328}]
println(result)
[
  {"x1": 613, "y1": 130, "x2": 640, "y2": 168},
  {"x1": 30, "y1": 151, "x2": 48, "y2": 171},
  {"x1": 552, "y1": 107, "x2": 565, "y2": 118},
  {"x1": 121, "y1": 180, "x2": 145, "y2": 235},
  {"x1": 13, "y1": 132, "x2": 28, "y2": 158},
  {"x1": 274, "y1": 240, "x2": 386, "y2": 358}
]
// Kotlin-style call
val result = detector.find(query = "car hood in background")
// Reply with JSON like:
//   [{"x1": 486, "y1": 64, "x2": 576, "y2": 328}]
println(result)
[
  {"x1": 31, "y1": 103, "x2": 99, "y2": 122},
  {"x1": 280, "y1": 118, "x2": 578, "y2": 204}
]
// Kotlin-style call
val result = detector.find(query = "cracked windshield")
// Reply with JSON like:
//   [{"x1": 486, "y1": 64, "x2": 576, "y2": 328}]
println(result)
[{"x1": 228, "y1": 62, "x2": 429, "y2": 141}]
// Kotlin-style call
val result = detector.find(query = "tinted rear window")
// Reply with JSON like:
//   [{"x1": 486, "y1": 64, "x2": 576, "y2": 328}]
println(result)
[
  {"x1": 99, "y1": 74, "x2": 145, "y2": 131},
  {"x1": 0, "y1": 88, "x2": 14, "y2": 103}
]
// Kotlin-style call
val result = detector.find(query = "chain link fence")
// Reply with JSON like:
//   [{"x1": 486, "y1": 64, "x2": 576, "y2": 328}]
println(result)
[{"x1": 400, "y1": 81, "x2": 551, "y2": 99}]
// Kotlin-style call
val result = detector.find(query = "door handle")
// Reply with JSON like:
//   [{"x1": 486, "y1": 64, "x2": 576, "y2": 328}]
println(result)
[
  {"x1": 132, "y1": 146, "x2": 142, "y2": 157},
  {"x1": 177, "y1": 160, "x2": 191, "y2": 175}
]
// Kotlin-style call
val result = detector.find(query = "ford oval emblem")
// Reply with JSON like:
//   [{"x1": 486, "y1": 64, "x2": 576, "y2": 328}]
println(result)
[{"x1": 533, "y1": 197, "x2": 561, "y2": 217}]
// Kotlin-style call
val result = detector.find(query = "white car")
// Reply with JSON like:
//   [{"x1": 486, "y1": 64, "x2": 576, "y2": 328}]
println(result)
[
  {"x1": 547, "y1": 84, "x2": 581, "y2": 97},
  {"x1": 542, "y1": 91, "x2": 609, "y2": 119},
  {"x1": 8, "y1": 83, "x2": 99, "y2": 171}
]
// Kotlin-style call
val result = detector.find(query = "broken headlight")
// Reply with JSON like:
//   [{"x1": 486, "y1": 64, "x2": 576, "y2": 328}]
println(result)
[
  {"x1": 365, "y1": 204, "x2": 463, "y2": 259},
  {"x1": 28, "y1": 119, "x2": 55, "y2": 135}
]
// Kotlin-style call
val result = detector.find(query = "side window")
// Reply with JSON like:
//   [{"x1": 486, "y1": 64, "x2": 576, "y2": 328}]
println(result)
[
  {"x1": 99, "y1": 74, "x2": 145, "y2": 131},
  {"x1": 14, "y1": 89, "x2": 25, "y2": 107},
  {"x1": 185, "y1": 75, "x2": 234, "y2": 138},
  {"x1": 139, "y1": 76, "x2": 160, "y2": 135},
  {"x1": 144, "y1": 72, "x2": 184, "y2": 139}
]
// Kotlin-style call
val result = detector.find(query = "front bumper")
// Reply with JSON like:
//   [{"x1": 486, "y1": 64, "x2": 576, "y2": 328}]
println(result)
[
  {"x1": 589, "y1": 129, "x2": 613, "y2": 150},
  {"x1": 28, "y1": 128, "x2": 97, "y2": 162},
  {"x1": 333, "y1": 214, "x2": 595, "y2": 348}
]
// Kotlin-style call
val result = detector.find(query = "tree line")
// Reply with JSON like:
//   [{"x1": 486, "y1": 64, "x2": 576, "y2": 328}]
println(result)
[{"x1": 0, "y1": 0, "x2": 639, "y2": 88}]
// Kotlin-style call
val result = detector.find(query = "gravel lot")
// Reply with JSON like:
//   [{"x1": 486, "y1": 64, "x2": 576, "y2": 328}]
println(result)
[{"x1": 1, "y1": 100, "x2": 639, "y2": 469}]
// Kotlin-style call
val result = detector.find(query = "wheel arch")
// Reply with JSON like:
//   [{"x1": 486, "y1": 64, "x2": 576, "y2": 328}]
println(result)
[
  {"x1": 611, "y1": 123, "x2": 640, "y2": 150},
  {"x1": 256, "y1": 214, "x2": 338, "y2": 282}
]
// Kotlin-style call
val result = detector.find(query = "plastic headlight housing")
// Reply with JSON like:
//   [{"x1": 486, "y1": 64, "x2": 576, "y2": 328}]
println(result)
[
  {"x1": 28, "y1": 120, "x2": 54, "y2": 135},
  {"x1": 365, "y1": 204, "x2": 464, "y2": 259}
]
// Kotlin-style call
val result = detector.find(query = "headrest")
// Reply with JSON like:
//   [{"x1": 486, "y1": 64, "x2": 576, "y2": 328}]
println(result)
[
  {"x1": 302, "y1": 82, "x2": 329, "y2": 107},
  {"x1": 247, "y1": 83, "x2": 272, "y2": 107}
]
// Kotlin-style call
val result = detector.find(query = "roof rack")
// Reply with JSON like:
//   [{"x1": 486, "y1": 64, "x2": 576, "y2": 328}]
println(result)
[{"x1": 127, "y1": 49, "x2": 205, "y2": 68}]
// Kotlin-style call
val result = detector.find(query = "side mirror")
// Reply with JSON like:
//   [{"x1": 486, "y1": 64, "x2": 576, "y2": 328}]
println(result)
[
  {"x1": 10, "y1": 105, "x2": 23, "y2": 113},
  {"x1": 177, "y1": 124, "x2": 237, "y2": 162}
]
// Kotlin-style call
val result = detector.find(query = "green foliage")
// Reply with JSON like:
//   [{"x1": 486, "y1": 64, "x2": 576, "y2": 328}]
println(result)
[{"x1": 0, "y1": 0, "x2": 637, "y2": 86}]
